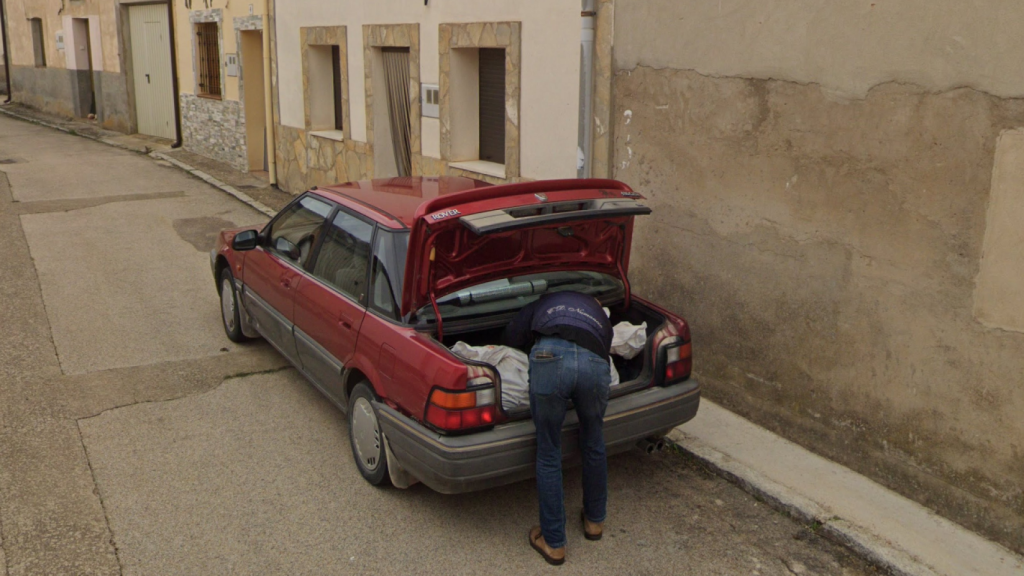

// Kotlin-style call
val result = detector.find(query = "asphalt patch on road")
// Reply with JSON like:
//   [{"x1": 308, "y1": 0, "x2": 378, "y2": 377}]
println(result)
[
  {"x1": 173, "y1": 216, "x2": 238, "y2": 252},
  {"x1": 78, "y1": 370, "x2": 881, "y2": 576}
]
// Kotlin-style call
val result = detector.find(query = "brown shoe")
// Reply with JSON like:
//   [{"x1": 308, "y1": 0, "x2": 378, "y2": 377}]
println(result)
[
  {"x1": 581, "y1": 510, "x2": 603, "y2": 541},
  {"x1": 529, "y1": 526, "x2": 566, "y2": 565}
]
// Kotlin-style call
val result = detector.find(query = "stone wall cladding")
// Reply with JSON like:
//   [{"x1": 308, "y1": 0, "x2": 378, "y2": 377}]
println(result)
[
  {"x1": 274, "y1": 124, "x2": 372, "y2": 194},
  {"x1": 181, "y1": 94, "x2": 247, "y2": 171},
  {"x1": 613, "y1": 66, "x2": 1024, "y2": 554}
]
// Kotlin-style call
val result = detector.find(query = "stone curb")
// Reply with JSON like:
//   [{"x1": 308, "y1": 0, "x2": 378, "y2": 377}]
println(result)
[
  {"x1": 666, "y1": 427, "x2": 941, "y2": 576},
  {"x1": 148, "y1": 152, "x2": 277, "y2": 218},
  {"x1": 0, "y1": 104, "x2": 276, "y2": 218}
]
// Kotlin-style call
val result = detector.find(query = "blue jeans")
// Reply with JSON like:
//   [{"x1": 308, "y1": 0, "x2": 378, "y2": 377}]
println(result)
[{"x1": 529, "y1": 336, "x2": 611, "y2": 549}]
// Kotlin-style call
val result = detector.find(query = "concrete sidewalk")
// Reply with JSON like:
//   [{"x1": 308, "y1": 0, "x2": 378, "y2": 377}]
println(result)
[{"x1": 669, "y1": 400, "x2": 1024, "y2": 576}]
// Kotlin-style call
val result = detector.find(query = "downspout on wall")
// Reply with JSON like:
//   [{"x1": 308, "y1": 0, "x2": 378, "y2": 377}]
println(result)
[
  {"x1": 0, "y1": 0, "x2": 12, "y2": 103},
  {"x1": 577, "y1": 0, "x2": 596, "y2": 178},
  {"x1": 263, "y1": 3, "x2": 277, "y2": 185},
  {"x1": 167, "y1": 0, "x2": 182, "y2": 147}
]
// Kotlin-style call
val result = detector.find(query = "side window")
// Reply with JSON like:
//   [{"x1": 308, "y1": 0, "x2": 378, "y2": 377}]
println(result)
[
  {"x1": 311, "y1": 210, "x2": 374, "y2": 302},
  {"x1": 369, "y1": 230, "x2": 409, "y2": 320},
  {"x1": 267, "y1": 196, "x2": 333, "y2": 266}
]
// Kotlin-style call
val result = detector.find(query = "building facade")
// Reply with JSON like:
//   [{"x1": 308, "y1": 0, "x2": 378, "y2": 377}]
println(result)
[
  {"x1": 0, "y1": 0, "x2": 177, "y2": 139},
  {"x1": 611, "y1": 0, "x2": 1024, "y2": 554},
  {"x1": 269, "y1": 0, "x2": 608, "y2": 193},
  {"x1": 174, "y1": 0, "x2": 268, "y2": 173}
]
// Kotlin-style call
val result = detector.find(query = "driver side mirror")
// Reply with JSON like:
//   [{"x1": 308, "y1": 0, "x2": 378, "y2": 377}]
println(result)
[
  {"x1": 273, "y1": 237, "x2": 301, "y2": 261},
  {"x1": 231, "y1": 229, "x2": 259, "y2": 251}
]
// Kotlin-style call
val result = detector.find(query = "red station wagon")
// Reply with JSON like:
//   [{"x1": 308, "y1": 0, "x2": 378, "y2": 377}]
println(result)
[{"x1": 211, "y1": 177, "x2": 699, "y2": 493}]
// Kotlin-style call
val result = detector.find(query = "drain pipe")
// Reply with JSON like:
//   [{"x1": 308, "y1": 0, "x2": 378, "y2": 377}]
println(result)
[
  {"x1": 1, "y1": 0, "x2": 12, "y2": 103},
  {"x1": 263, "y1": 3, "x2": 277, "y2": 185},
  {"x1": 577, "y1": 0, "x2": 596, "y2": 178}
]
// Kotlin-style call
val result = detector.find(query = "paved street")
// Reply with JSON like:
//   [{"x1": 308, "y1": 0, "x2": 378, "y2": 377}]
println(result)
[{"x1": 0, "y1": 114, "x2": 878, "y2": 575}]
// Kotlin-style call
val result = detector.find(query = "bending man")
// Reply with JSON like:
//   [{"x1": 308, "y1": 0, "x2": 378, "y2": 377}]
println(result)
[{"x1": 505, "y1": 291, "x2": 612, "y2": 566}]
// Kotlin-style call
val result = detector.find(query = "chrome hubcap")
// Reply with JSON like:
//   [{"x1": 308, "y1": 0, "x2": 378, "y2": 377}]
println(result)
[
  {"x1": 352, "y1": 398, "x2": 381, "y2": 472},
  {"x1": 221, "y1": 278, "x2": 236, "y2": 332}
]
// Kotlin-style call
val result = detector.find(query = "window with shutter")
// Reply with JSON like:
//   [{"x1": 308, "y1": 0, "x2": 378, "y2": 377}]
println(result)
[
  {"x1": 478, "y1": 48, "x2": 505, "y2": 164},
  {"x1": 195, "y1": 23, "x2": 221, "y2": 98},
  {"x1": 332, "y1": 45, "x2": 344, "y2": 131}
]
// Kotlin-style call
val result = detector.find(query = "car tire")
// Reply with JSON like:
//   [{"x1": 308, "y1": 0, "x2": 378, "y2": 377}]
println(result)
[
  {"x1": 219, "y1": 267, "x2": 249, "y2": 343},
  {"x1": 348, "y1": 382, "x2": 391, "y2": 486}
]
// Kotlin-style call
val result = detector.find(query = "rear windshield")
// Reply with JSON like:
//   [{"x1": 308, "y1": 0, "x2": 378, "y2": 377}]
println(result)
[{"x1": 413, "y1": 271, "x2": 624, "y2": 323}]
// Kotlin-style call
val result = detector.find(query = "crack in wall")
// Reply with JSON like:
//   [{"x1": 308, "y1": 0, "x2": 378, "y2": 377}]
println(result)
[{"x1": 616, "y1": 64, "x2": 1024, "y2": 104}]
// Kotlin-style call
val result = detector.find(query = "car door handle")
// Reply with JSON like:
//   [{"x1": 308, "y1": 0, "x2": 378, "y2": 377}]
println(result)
[
  {"x1": 339, "y1": 313, "x2": 353, "y2": 329},
  {"x1": 280, "y1": 278, "x2": 291, "y2": 289}
]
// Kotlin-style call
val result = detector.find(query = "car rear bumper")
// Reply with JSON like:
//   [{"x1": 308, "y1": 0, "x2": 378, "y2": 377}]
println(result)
[{"x1": 374, "y1": 380, "x2": 700, "y2": 494}]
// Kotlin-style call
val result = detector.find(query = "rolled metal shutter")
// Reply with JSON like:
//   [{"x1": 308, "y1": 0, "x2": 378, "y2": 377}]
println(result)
[{"x1": 478, "y1": 48, "x2": 506, "y2": 164}]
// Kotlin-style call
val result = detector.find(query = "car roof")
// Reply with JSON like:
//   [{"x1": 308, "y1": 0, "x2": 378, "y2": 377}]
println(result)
[{"x1": 312, "y1": 176, "x2": 491, "y2": 229}]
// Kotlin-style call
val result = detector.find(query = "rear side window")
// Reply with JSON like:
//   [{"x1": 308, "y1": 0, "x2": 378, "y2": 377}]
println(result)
[
  {"x1": 267, "y1": 195, "x2": 333, "y2": 266},
  {"x1": 311, "y1": 210, "x2": 374, "y2": 302},
  {"x1": 369, "y1": 230, "x2": 409, "y2": 320}
]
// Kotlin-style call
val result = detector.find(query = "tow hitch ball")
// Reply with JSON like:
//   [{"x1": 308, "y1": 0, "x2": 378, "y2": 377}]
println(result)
[{"x1": 637, "y1": 436, "x2": 666, "y2": 455}]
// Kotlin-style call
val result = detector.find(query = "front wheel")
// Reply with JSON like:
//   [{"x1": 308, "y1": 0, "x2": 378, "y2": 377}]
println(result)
[
  {"x1": 348, "y1": 382, "x2": 390, "y2": 486},
  {"x1": 219, "y1": 268, "x2": 249, "y2": 343}
]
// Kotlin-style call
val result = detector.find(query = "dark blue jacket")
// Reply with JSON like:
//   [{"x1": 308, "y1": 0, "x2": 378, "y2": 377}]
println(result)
[{"x1": 504, "y1": 291, "x2": 613, "y2": 359}]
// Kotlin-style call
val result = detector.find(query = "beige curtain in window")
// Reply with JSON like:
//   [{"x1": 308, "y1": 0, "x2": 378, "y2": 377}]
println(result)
[{"x1": 382, "y1": 48, "x2": 412, "y2": 178}]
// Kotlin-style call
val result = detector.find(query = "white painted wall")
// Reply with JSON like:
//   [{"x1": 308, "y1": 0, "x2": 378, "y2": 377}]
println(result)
[{"x1": 276, "y1": 1, "x2": 581, "y2": 179}]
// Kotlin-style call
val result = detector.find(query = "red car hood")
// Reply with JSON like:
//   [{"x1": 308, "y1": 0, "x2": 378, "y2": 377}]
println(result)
[{"x1": 400, "y1": 179, "x2": 650, "y2": 318}]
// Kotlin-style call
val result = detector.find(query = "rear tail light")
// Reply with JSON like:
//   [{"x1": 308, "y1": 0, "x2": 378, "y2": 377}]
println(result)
[
  {"x1": 664, "y1": 341, "x2": 692, "y2": 383},
  {"x1": 651, "y1": 320, "x2": 692, "y2": 385},
  {"x1": 425, "y1": 365, "x2": 498, "y2": 432}
]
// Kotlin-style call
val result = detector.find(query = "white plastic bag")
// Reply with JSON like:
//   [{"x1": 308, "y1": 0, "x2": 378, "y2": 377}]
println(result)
[
  {"x1": 609, "y1": 358, "x2": 620, "y2": 388},
  {"x1": 611, "y1": 321, "x2": 647, "y2": 359},
  {"x1": 450, "y1": 341, "x2": 623, "y2": 410},
  {"x1": 450, "y1": 342, "x2": 530, "y2": 412}
]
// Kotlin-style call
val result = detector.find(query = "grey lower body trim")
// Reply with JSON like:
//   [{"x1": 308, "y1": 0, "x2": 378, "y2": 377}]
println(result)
[
  {"x1": 375, "y1": 380, "x2": 700, "y2": 494},
  {"x1": 242, "y1": 287, "x2": 301, "y2": 365},
  {"x1": 294, "y1": 325, "x2": 345, "y2": 403},
  {"x1": 234, "y1": 279, "x2": 261, "y2": 339}
]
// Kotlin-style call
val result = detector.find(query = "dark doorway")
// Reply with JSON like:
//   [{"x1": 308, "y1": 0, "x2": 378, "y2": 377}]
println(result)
[
  {"x1": 478, "y1": 48, "x2": 505, "y2": 164},
  {"x1": 72, "y1": 19, "x2": 96, "y2": 116}
]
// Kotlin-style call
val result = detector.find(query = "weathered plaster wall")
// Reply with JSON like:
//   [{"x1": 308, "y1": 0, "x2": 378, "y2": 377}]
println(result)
[
  {"x1": 175, "y1": 6, "x2": 265, "y2": 171},
  {"x1": 614, "y1": 1, "x2": 1024, "y2": 553},
  {"x1": 3, "y1": 0, "x2": 128, "y2": 129},
  {"x1": 173, "y1": 1, "x2": 265, "y2": 100}
]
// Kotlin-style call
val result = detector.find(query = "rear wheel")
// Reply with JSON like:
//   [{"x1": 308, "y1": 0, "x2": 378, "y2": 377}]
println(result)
[
  {"x1": 219, "y1": 268, "x2": 249, "y2": 343},
  {"x1": 348, "y1": 382, "x2": 390, "y2": 486}
]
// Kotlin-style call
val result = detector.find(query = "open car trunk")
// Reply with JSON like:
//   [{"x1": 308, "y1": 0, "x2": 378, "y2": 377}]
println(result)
[{"x1": 436, "y1": 299, "x2": 668, "y2": 420}]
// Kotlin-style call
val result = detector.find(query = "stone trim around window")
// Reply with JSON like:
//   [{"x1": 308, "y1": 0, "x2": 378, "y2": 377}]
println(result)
[
  {"x1": 363, "y1": 24, "x2": 421, "y2": 173},
  {"x1": 439, "y1": 21, "x2": 522, "y2": 180},
  {"x1": 190, "y1": 9, "x2": 225, "y2": 99},
  {"x1": 300, "y1": 26, "x2": 350, "y2": 140}
]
